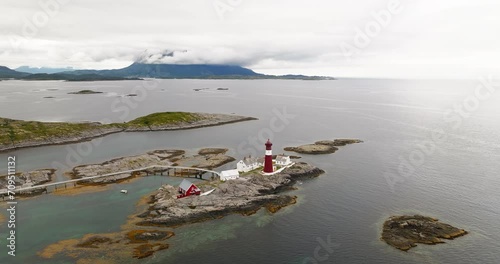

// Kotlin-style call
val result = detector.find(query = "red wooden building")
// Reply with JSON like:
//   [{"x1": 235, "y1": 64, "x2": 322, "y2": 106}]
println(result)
[{"x1": 177, "y1": 179, "x2": 201, "y2": 198}]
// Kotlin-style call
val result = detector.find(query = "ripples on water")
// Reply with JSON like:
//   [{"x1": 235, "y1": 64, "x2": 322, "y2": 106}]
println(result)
[{"x1": 0, "y1": 79, "x2": 499, "y2": 263}]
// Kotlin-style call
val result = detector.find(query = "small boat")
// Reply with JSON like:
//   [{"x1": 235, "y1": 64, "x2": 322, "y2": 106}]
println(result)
[
  {"x1": 200, "y1": 189, "x2": 215, "y2": 196},
  {"x1": 120, "y1": 190, "x2": 128, "y2": 194}
]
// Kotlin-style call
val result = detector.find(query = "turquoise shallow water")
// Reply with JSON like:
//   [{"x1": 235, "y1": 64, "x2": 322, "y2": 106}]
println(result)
[{"x1": 0, "y1": 78, "x2": 499, "y2": 263}]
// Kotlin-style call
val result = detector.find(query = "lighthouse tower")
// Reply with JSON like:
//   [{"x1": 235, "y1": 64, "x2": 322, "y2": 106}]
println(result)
[{"x1": 263, "y1": 139, "x2": 274, "y2": 173}]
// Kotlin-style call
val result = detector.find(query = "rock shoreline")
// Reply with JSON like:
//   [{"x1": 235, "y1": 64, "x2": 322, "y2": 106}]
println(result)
[
  {"x1": 71, "y1": 148, "x2": 235, "y2": 185},
  {"x1": 0, "y1": 148, "x2": 235, "y2": 198},
  {"x1": 284, "y1": 139, "x2": 363, "y2": 154},
  {"x1": 136, "y1": 162, "x2": 325, "y2": 228},
  {"x1": 381, "y1": 215, "x2": 468, "y2": 251},
  {"x1": 0, "y1": 169, "x2": 55, "y2": 196},
  {"x1": 38, "y1": 161, "x2": 325, "y2": 261},
  {"x1": 0, "y1": 113, "x2": 256, "y2": 152}
]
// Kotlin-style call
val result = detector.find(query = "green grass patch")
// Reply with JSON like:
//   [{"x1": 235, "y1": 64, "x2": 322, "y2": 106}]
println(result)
[
  {"x1": 0, "y1": 112, "x2": 204, "y2": 146},
  {"x1": 126, "y1": 112, "x2": 201, "y2": 127},
  {"x1": 0, "y1": 118, "x2": 107, "y2": 145}
]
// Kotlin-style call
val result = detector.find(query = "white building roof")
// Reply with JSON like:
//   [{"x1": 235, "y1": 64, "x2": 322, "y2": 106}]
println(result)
[
  {"x1": 179, "y1": 179, "x2": 194, "y2": 191},
  {"x1": 242, "y1": 156, "x2": 257, "y2": 166},
  {"x1": 221, "y1": 169, "x2": 240, "y2": 177},
  {"x1": 276, "y1": 155, "x2": 289, "y2": 163}
]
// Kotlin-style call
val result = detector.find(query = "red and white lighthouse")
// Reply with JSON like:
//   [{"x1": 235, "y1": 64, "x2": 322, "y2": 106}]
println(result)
[{"x1": 263, "y1": 139, "x2": 274, "y2": 173}]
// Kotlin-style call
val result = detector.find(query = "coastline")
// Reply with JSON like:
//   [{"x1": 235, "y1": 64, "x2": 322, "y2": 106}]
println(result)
[
  {"x1": 38, "y1": 162, "x2": 323, "y2": 261},
  {"x1": 32, "y1": 138, "x2": 368, "y2": 261},
  {"x1": 0, "y1": 113, "x2": 257, "y2": 153},
  {"x1": 136, "y1": 163, "x2": 324, "y2": 228},
  {"x1": 0, "y1": 148, "x2": 235, "y2": 198},
  {"x1": 381, "y1": 215, "x2": 468, "y2": 251}
]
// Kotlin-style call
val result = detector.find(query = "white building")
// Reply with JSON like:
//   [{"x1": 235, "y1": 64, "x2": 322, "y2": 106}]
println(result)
[
  {"x1": 275, "y1": 155, "x2": 292, "y2": 166},
  {"x1": 236, "y1": 156, "x2": 263, "y2": 172},
  {"x1": 220, "y1": 169, "x2": 240, "y2": 181}
]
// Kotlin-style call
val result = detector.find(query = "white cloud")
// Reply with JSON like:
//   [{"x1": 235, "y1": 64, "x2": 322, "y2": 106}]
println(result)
[{"x1": 0, "y1": 0, "x2": 499, "y2": 78}]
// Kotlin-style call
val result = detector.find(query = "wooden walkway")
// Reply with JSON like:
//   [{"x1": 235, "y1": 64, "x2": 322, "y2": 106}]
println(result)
[{"x1": 0, "y1": 165, "x2": 220, "y2": 197}]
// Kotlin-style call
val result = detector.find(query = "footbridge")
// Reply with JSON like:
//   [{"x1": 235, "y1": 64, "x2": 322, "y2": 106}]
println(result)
[{"x1": 0, "y1": 165, "x2": 221, "y2": 198}]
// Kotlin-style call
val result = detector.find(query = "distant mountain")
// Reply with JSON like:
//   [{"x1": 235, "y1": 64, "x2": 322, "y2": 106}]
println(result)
[
  {"x1": 1, "y1": 63, "x2": 334, "y2": 80},
  {"x1": 0, "y1": 66, "x2": 30, "y2": 78},
  {"x1": 15, "y1": 66, "x2": 75, "y2": 74},
  {"x1": 65, "y1": 63, "x2": 262, "y2": 78},
  {"x1": 63, "y1": 63, "x2": 334, "y2": 80},
  {"x1": 22, "y1": 73, "x2": 141, "y2": 81}
]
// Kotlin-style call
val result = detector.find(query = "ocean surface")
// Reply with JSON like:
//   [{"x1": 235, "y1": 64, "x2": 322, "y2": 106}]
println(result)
[{"x1": 0, "y1": 78, "x2": 499, "y2": 263}]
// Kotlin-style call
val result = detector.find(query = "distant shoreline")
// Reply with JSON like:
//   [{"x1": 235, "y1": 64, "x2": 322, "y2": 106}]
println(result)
[
  {"x1": 0, "y1": 63, "x2": 335, "y2": 81},
  {"x1": 0, "y1": 112, "x2": 257, "y2": 153}
]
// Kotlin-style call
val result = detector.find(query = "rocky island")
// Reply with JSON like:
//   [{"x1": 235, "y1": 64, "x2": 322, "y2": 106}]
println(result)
[
  {"x1": 381, "y1": 215, "x2": 468, "y2": 251},
  {"x1": 38, "y1": 162, "x2": 324, "y2": 261},
  {"x1": 0, "y1": 112, "x2": 257, "y2": 152},
  {"x1": 136, "y1": 162, "x2": 324, "y2": 227},
  {"x1": 284, "y1": 139, "x2": 363, "y2": 154},
  {"x1": 70, "y1": 148, "x2": 235, "y2": 185},
  {"x1": 35, "y1": 139, "x2": 359, "y2": 260},
  {"x1": 0, "y1": 148, "x2": 236, "y2": 199}
]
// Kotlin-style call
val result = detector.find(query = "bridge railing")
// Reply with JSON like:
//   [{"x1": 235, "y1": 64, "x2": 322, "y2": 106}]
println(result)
[{"x1": 0, "y1": 165, "x2": 220, "y2": 196}]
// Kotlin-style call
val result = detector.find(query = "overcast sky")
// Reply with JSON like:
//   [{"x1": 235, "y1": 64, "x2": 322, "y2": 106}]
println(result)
[{"x1": 1, "y1": 0, "x2": 499, "y2": 78}]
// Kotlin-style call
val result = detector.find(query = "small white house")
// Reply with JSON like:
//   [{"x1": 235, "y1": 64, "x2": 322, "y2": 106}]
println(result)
[
  {"x1": 220, "y1": 169, "x2": 240, "y2": 181},
  {"x1": 275, "y1": 155, "x2": 292, "y2": 166},
  {"x1": 236, "y1": 156, "x2": 263, "y2": 172}
]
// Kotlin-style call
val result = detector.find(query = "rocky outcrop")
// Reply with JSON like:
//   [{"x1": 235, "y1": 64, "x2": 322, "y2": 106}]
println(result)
[
  {"x1": 284, "y1": 144, "x2": 338, "y2": 154},
  {"x1": 381, "y1": 215, "x2": 468, "y2": 251},
  {"x1": 127, "y1": 230, "x2": 174, "y2": 243},
  {"x1": 0, "y1": 169, "x2": 55, "y2": 195},
  {"x1": 198, "y1": 148, "x2": 228, "y2": 155},
  {"x1": 315, "y1": 139, "x2": 363, "y2": 146},
  {"x1": 70, "y1": 148, "x2": 234, "y2": 184},
  {"x1": 123, "y1": 114, "x2": 257, "y2": 132},
  {"x1": 38, "y1": 160, "x2": 327, "y2": 261},
  {"x1": 71, "y1": 150, "x2": 185, "y2": 184},
  {"x1": 68, "y1": 90, "x2": 103, "y2": 94},
  {"x1": 0, "y1": 126, "x2": 123, "y2": 153},
  {"x1": 171, "y1": 152, "x2": 235, "y2": 171},
  {"x1": 69, "y1": 231, "x2": 173, "y2": 259},
  {"x1": 0, "y1": 113, "x2": 257, "y2": 152},
  {"x1": 136, "y1": 162, "x2": 324, "y2": 227},
  {"x1": 284, "y1": 138, "x2": 363, "y2": 154},
  {"x1": 75, "y1": 236, "x2": 113, "y2": 248}
]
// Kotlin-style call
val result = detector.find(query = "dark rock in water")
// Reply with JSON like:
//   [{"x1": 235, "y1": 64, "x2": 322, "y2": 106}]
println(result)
[
  {"x1": 315, "y1": 139, "x2": 363, "y2": 146},
  {"x1": 127, "y1": 230, "x2": 174, "y2": 243},
  {"x1": 381, "y1": 215, "x2": 468, "y2": 251},
  {"x1": 132, "y1": 243, "x2": 169, "y2": 259},
  {"x1": 198, "y1": 148, "x2": 228, "y2": 155},
  {"x1": 282, "y1": 162, "x2": 325, "y2": 179},
  {"x1": 285, "y1": 138, "x2": 363, "y2": 154},
  {"x1": 76, "y1": 236, "x2": 112, "y2": 248},
  {"x1": 284, "y1": 144, "x2": 337, "y2": 154},
  {"x1": 68, "y1": 90, "x2": 103, "y2": 94}
]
